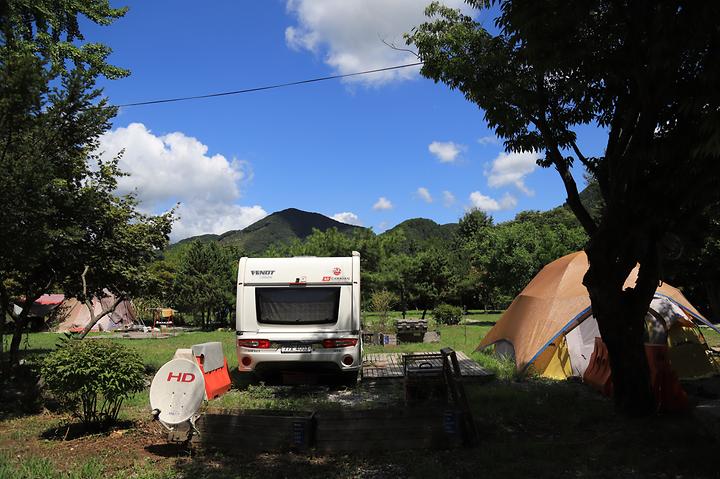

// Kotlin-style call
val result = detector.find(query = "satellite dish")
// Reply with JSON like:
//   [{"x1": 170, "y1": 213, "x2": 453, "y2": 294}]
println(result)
[{"x1": 149, "y1": 358, "x2": 205, "y2": 426}]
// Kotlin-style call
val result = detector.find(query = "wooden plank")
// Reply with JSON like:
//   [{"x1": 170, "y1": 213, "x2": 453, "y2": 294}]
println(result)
[{"x1": 362, "y1": 351, "x2": 494, "y2": 380}]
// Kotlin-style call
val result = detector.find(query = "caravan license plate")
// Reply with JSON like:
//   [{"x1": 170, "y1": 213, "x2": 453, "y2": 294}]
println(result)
[{"x1": 281, "y1": 345, "x2": 312, "y2": 353}]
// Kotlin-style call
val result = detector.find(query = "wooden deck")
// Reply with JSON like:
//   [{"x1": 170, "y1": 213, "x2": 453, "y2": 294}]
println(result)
[{"x1": 362, "y1": 351, "x2": 494, "y2": 381}]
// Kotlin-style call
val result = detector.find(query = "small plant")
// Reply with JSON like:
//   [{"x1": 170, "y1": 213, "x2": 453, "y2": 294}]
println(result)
[
  {"x1": 432, "y1": 303, "x2": 463, "y2": 325},
  {"x1": 41, "y1": 339, "x2": 145, "y2": 430},
  {"x1": 369, "y1": 290, "x2": 398, "y2": 332}
]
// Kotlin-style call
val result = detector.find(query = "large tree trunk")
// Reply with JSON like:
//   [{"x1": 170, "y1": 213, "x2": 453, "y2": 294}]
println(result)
[
  {"x1": 9, "y1": 314, "x2": 28, "y2": 366},
  {"x1": 8, "y1": 297, "x2": 34, "y2": 367},
  {"x1": 584, "y1": 235, "x2": 658, "y2": 415}
]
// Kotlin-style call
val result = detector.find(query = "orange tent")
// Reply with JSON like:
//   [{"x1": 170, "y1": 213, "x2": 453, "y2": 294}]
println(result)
[{"x1": 478, "y1": 251, "x2": 720, "y2": 379}]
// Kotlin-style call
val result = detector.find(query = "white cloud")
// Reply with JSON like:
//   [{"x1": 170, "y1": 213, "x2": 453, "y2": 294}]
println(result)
[
  {"x1": 100, "y1": 123, "x2": 245, "y2": 207},
  {"x1": 97, "y1": 122, "x2": 266, "y2": 241},
  {"x1": 416, "y1": 187, "x2": 433, "y2": 203},
  {"x1": 442, "y1": 190, "x2": 456, "y2": 207},
  {"x1": 373, "y1": 197, "x2": 393, "y2": 210},
  {"x1": 477, "y1": 135, "x2": 499, "y2": 146},
  {"x1": 428, "y1": 141, "x2": 465, "y2": 163},
  {"x1": 468, "y1": 191, "x2": 517, "y2": 212},
  {"x1": 487, "y1": 150, "x2": 539, "y2": 195},
  {"x1": 172, "y1": 203, "x2": 268, "y2": 241},
  {"x1": 332, "y1": 211, "x2": 363, "y2": 226},
  {"x1": 284, "y1": 0, "x2": 470, "y2": 86}
]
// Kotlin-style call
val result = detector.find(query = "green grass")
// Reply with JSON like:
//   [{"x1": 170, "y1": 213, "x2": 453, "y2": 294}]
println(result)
[
  {"x1": 14, "y1": 312, "x2": 503, "y2": 376},
  {"x1": 7, "y1": 315, "x2": 510, "y2": 418},
  {"x1": 10, "y1": 330, "x2": 239, "y2": 372},
  {"x1": 700, "y1": 326, "x2": 720, "y2": 348},
  {"x1": 6, "y1": 310, "x2": 720, "y2": 478},
  {"x1": 364, "y1": 311, "x2": 510, "y2": 377},
  {"x1": 364, "y1": 320, "x2": 497, "y2": 355},
  {"x1": 0, "y1": 454, "x2": 175, "y2": 479}
]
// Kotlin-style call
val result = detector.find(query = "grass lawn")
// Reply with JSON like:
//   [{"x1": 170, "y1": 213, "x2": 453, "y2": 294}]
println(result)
[
  {"x1": 700, "y1": 326, "x2": 720, "y2": 349},
  {"x1": 3, "y1": 312, "x2": 720, "y2": 478}
]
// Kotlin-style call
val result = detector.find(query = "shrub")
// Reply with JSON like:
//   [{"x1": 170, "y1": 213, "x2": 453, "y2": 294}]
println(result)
[
  {"x1": 41, "y1": 339, "x2": 145, "y2": 429},
  {"x1": 369, "y1": 290, "x2": 398, "y2": 332},
  {"x1": 432, "y1": 303, "x2": 463, "y2": 325}
]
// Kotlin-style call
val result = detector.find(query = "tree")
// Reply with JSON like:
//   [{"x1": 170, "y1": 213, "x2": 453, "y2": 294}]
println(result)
[
  {"x1": 0, "y1": 1, "x2": 129, "y2": 80},
  {"x1": 408, "y1": 1, "x2": 720, "y2": 414},
  {"x1": 452, "y1": 210, "x2": 494, "y2": 310},
  {"x1": 664, "y1": 202, "x2": 720, "y2": 321},
  {"x1": 173, "y1": 242, "x2": 235, "y2": 329},
  {"x1": 377, "y1": 253, "x2": 417, "y2": 319},
  {"x1": 456, "y1": 208, "x2": 493, "y2": 242},
  {"x1": 412, "y1": 249, "x2": 453, "y2": 319},
  {"x1": 70, "y1": 189, "x2": 173, "y2": 339},
  {"x1": 0, "y1": 2, "x2": 171, "y2": 364}
]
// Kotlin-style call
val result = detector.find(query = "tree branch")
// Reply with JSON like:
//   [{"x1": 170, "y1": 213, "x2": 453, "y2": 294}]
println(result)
[
  {"x1": 81, "y1": 264, "x2": 89, "y2": 298},
  {"x1": 380, "y1": 36, "x2": 421, "y2": 60},
  {"x1": 78, "y1": 294, "x2": 124, "y2": 339},
  {"x1": 570, "y1": 140, "x2": 593, "y2": 173},
  {"x1": 531, "y1": 95, "x2": 598, "y2": 236},
  {"x1": 550, "y1": 146, "x2": 598, "y2": 236}
]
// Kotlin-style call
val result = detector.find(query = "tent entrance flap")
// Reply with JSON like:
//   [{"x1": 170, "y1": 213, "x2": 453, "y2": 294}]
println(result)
[
  {"x1": 531, "y1": 337, "x2": 572, "y2": 379},
  {"x1": 566, "y1": 316, "x2": 600, "y2": 377}
]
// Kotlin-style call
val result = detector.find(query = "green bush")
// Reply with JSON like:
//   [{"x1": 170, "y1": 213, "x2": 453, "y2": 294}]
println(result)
[
  {"x1": 369, "y1": 290, "x2": 398, "y2": 332},
  {"x1": 41, "y1": 339, "x2": 145, "y2": 429},
  {"x1": 432, "y1": 303, "x2": 463, "y2": 325}
]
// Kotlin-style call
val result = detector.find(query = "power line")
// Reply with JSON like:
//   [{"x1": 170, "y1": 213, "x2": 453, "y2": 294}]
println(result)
[{"x1": 116, "y1": 62, "x2": 424, "y2": 108}]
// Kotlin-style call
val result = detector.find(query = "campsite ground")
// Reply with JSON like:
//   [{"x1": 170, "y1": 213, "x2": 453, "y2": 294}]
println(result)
[{"x1": 3, "y1": 312, "x2": 720, "y2": 478}]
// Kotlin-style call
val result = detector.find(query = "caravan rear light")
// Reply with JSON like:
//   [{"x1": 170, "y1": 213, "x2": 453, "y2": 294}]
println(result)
[
  {"x1": 342, "y1": 355, "x2": 354, "y2": 366},
  {"x1": 241, "y1": 356, "x2": 252, "y2": 367},
  {"x1": 322, "y1": 338, "x2": 358, "y2": 348},
  {"x1": 237, "y1": 339, "x2": 271, "y2": 349}
]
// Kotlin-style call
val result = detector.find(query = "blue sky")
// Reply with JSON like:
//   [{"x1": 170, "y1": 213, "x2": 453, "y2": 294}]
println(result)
[{"x1": 85, "y1": 0, "x2": 606, "y2": 241}]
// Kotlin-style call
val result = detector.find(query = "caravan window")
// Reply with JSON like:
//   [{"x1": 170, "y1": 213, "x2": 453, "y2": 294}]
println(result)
[{"x1": 256, "y1": 287, "x2": 340, "y2": 325}]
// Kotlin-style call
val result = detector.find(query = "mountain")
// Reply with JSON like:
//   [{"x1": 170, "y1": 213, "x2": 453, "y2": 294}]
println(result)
[
  {"x1": 174, "y1": 233, "x2": 219, "y2": 246},
  {"x1": 382, "y1": 218, "x2": 459, "y2": 252},
  {"x1": 169, "y1": 184, "x2": 600, "y2": 256},
  {"x1": 174, "y1": 208, "x2": 366, "y2": 254}
]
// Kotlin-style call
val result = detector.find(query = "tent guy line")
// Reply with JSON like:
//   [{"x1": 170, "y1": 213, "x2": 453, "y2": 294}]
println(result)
[{"x1": 114, "y1": 62, "x2": 424, "y2": 108}]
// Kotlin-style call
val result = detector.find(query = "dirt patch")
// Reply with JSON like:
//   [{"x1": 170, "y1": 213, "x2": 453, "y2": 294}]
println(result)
[
  {"x1": 325, "y1": 380, "x2": 403, "y2": 408},
  {"x1": 40, "y1": 419, "x2": 136, "y2": 441},
  {"x1": 0, "y1": 414, "x2": 175, "y2": 474}
]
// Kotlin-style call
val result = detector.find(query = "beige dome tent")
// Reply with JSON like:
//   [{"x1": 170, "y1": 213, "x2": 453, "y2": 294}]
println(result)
[
  {"x1": 478, "y1": 251, "x2": 720, "y2": 380},
  {"x1": 55, "y1": 295, "x2": 135, "y2": 333}
]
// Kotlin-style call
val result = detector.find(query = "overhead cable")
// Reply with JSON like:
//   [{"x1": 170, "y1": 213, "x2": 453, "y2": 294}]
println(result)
[{"x1": 116, "y1": 62, "x2": 424, "y2": 108}]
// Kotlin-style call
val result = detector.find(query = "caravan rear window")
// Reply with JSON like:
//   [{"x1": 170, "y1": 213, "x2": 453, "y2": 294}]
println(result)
[{"x1": 255, "y1": 287, "x2": 340, "y2": 325}]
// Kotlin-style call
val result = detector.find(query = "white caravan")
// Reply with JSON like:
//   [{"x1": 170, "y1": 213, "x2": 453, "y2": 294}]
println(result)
[{"x1": 235, "y1": 252, "x2": 362, "y2": 382}]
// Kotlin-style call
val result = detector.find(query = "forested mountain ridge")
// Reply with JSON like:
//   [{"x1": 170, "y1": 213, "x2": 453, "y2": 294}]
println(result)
[
  {"x1": 172, "y1": 208, "x2": 366, "y2": 255},
  {"x1": 174, "y1": 182, "x2": 603, "y2": 253}
]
